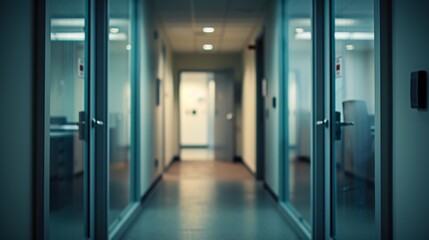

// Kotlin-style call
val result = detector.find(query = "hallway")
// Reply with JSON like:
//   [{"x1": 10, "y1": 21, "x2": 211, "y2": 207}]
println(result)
[{"x1": 121, "y1": 161, "x2": 301, "y2": 240}]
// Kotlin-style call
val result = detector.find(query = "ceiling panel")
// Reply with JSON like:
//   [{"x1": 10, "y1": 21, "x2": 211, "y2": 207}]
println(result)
[
  {"x1": 156, "y1": 0, "x2": 269, "y2": 53},
  {"x1": 194, "y1": 0, "x2": 229, "y2": 10}
]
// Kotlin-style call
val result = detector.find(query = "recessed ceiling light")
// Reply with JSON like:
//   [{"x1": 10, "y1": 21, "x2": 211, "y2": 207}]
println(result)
[
  {"x1": 203, "y1": 44, "x2": 214, "y2": 51},
  {"x1": 295, "y1": 28, "x2": 304, "y2": 33},
  {"x1": 203, "y1": 27, "x2": 215, "y2": 33},
  {"x1": 126, "y1": 44, "x2": 132, "y2": 50},
  {"x1": 110, "y1": 27, "x2": 120, "y2": 33},
  {"x1": 346, "y1": 44, "x2": 355, "y2": 50}
]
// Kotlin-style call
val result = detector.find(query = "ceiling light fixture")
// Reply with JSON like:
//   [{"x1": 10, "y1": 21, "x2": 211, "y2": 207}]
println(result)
[
  {"x1": 203, "y1": 44, "x2": 214, "y2": 51},
  {"x1": 203, "y1": 27, "x2": 215, "y2": 33},
  {"x1": 110, "y1": 27, "x2": 120, "y2": 33},
  {"x1": 295, "y1": 28, "x2": 304, "y2": 33},
  {"x1": 346, "y1": 44, "x2": 355, "y2": 50}
]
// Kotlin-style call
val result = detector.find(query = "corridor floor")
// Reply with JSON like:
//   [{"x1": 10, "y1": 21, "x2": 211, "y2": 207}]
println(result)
[{"x1": 121, "y1": 161, "x2": 302, "y2": 240}]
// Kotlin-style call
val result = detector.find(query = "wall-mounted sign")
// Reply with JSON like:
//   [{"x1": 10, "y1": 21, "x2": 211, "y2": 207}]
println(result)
[
  {"x1": 336, "y1": 57, "x2": 342, "y2": 78},
  {"x1": 78, "y1": 58, "x2": 84, "y2": 78}
]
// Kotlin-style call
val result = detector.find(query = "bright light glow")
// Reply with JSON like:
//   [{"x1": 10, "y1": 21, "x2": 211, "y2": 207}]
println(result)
[
  {"x1": 295, "y1": 32, "x2": 312, "y2": 40},
  {"x1": 126, "y1": 44, "x2": 132, "y2": 50},
  {"x1": 51, "y1": 32, "x2": 85, "y2": 41},
  {"x1": 203, "y1": 27, "x2": 215, "y2": 33},
  {"x1": 335, "y1": 18, "x2": 359, "y2": 26},
  {"x1": 51, "y1": 18, "x2": 129, "y2": 28},
  {"x1": 295, "y1": 28, "x2": 304, "y2": 33},
  {"x1": 51, "y1": 32, "x2": 127, "y2": 41},
  {"x1": 291, "y1": 18, "x2": 358, "y2": 27},
  {"x1": 295, "y1": 32, "x2": 374, "y2": 40},
  {"x1": 202, "y1": 44, "x2": 214, "y2": 51},
  {"x1": 51, "y1": 18, "x2": 85, "y2": 27},
  {"x1": 348, "y1": 32, "x2": 374, "y2": 40},
  {"x1": 110, "y1": 27, "x2": 120, "y2": 33},
  {"x1": 109, "y1": 33, "x2": 127, "y2": 41},
  {"x1": 346, "y1": 45, "x2": 355, "y2": 50}
]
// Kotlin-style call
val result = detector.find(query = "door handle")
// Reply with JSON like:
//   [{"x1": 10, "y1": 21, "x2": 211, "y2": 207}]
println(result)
[
  {"x1": 78, "y1": 111, "x2": 86, "y2": 140},
  {"x1": 91, "y1": 118, "x2": 104, "y2": 128},
  {"x1": 338, "y1": 121, "x2": 354, "y2": 127},
  {"x1": 316, "y1": 119, "x2": 329, "y2": 128},
  {"x1": 334, "y1": 111, "x2": 354, "y2": 140}
]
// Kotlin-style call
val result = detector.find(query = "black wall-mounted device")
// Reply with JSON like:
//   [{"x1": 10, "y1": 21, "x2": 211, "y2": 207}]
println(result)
[{"x1": 410, "y1": 71, "x2": 427, "y2": 109}]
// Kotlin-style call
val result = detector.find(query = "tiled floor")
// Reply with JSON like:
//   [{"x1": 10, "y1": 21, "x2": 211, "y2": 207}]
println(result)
[{"x1": 121, "y1": 161, "x2": 302, "y2": 240}]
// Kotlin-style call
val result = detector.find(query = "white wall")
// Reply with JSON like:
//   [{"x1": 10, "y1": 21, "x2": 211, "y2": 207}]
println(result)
[
  {"x1": 342, "y1": 49, "x2": 375, "y2": 114},
  {"x1": 138, "y1": 0, "x2": 177, "y2": 196},
  {"x1": 241, "y1": 43, "x2": 258, "y2": 172},
  {"x1": 163, "y1": 45, "x2": 177, "y2": 167},
  {"x1": 239, "y1": 0, "x2": 282, "y2": 194},
  {"x1": 263, "y1": 0, "x2": 282, "y2": 195},
  {"x1": 392, "y1": 0, "x2": 429, "y2": 238},
  {"x1": 0, "y1": 0, "x2": 34, "y2": 238},
  {"x1": 138, "y1": 0, "x2": 170, "y2": 196}
]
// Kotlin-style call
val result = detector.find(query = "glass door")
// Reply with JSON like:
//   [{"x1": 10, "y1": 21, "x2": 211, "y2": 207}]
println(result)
[
  {"x1": 330, "y1": 0, "x2": 376, "y2": 238},
  {"x1": 283, "y1": 0, "x2": 313, "y2": 229},
  {"x1": 48, "y1": 0, "x2": 89, "y2": 238},
  {"x1": 107, "y1": 0, "x2": 135, "y2": 228}
]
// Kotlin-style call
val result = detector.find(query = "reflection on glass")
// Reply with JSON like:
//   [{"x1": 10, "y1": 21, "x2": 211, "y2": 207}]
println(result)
[
  {"x1": 286, "y1": 0, "x2": 312, "y2": 225},
  {"x1": 48, "y1": 0, "x2": 86, "y2": 239},
  {"x1": 108, "y1": 0, "x2": 133, "y2": 226},
  {"x1": 334, "y1": 0, "x2": 375, "y2": 239}
]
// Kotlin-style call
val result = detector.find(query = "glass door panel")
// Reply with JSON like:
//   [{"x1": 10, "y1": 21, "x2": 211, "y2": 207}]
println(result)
[
  {"x1": 332, "y1": 0, "x2": 376, "y2": 238},
  {"x1": 284, "y1": 0, "x2": 313, "y2": 227},
  {"x1": 107, "y1": 0, "x2": 133, "y2": 226},
  {"x1": 48, "y1": 0, "x2": 88, "y2": 238}
]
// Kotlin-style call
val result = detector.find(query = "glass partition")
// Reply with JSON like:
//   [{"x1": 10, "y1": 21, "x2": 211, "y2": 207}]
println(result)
[
  {"x1": 48, "y1": 0, "x2": 87, "y2": 238},
  {"x1": 332, "y1": 0, "x2": 376, "y2": 238},
  {"x1": 283, "y1": 0, "x2": 313, "y2": 227},
  {"x1": 108, "y1": 0, "x2": 134, "y2": 227}
]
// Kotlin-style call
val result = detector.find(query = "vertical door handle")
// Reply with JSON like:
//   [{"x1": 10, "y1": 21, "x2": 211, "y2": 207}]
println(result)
[
  {"x1": 78, "y1": 111, "x2": 86, "y2": 140},
  {"x1": 334, "y1": 111, "x2": 354, "y2": 140}
]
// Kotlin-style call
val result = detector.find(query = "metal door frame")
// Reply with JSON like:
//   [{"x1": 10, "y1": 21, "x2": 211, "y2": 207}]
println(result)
[{"x1": 322, "y1": 0, "x2": 393, "y2": 239}]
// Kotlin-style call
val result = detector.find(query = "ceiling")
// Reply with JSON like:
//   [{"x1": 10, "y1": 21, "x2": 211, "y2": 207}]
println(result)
[{"x1": 154, "y1": 0, "x2": 270, "y2": 53}]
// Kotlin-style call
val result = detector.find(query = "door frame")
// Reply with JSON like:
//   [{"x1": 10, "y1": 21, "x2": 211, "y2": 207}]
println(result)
[
  {"x1": 277, "y1": 0, "x2": 393, "y2": 239},
  {"x1": 312, "y1": 0, "x2": 331, "y2": 238},
  {"x1": 374, "y1": 0, "x2": 393, "y2": 238},
  {"x1": 177, "y1": 69, "x2": 236, "y2": 161},
  {"x1": 89, "y1": 0, "x2": 109, "y2": 237},
  {"x1": 34, "y1": 0, "x2": 49, "y2": 238},
  {"x1": 34, "y1": 0, "x2": 110, "y2": 238},
  {"x1": 178, "y1": 70, "x2": 214, "y2": 150},
  {"x1": 320, "y1": 0, "x2": 393, "y2": 239},
  {"x1": 34, "y1": 0, "x2": 95, "y2": 238}
]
